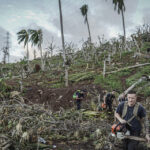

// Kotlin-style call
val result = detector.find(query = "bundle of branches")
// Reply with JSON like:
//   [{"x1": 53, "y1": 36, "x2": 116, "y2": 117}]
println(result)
[{"x1": 0, "y1": 96, "x2": 113, "y2": 150}]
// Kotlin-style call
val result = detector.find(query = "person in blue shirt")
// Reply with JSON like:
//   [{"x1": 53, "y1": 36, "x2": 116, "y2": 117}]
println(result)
[{"x1": 115, "y1": 90, "x2": 150, "y2": 150}]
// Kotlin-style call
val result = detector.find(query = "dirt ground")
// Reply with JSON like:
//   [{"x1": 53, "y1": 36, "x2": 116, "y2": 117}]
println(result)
[{"x1": 24, "y1": 84, "x2": 103, "y2": 111}]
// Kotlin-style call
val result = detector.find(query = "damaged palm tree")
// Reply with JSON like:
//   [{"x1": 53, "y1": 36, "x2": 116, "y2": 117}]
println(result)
[
  {"x1": 80, "y1": 4, "x2": 92, "y2": 43},
  {"x1": 29, "y1": 29, "x2": 45, "y2": 71}
]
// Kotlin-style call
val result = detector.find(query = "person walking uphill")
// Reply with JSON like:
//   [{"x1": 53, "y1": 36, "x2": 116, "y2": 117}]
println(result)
[
  {"x1": 104, "y1": 91, "x2": 116, "y2": 111},
  {"x1": 73, "y1": 89, "x2": 87, "y2": 110},
  {"x1": 115, "y1": 90, "x2": 150, "y2": 150},
  {"x1": 118, "y1": 93, "x2": 128, "y2": 104}
]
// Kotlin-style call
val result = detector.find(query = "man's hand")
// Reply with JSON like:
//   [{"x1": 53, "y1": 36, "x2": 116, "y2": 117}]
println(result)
[
  {"x1": 119, "y1": 119, "x2": 127, "y2": 124},
  {"x1": 115, "y1": 112, "x2": 127, "y2": 124},
  {"x1": 146, "y1": 134, "x2": 150, "y2": 143}
]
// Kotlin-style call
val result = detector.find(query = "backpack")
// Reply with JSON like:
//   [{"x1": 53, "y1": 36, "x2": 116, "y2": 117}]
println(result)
[
  {"x1": 101, "y1": 102, "x2": 106, "y2": 109},
  {"x1": 106, "y1": 93, "x2": 113, "y2": 104},
  {"x1": 73, "y1": 90, "x2": 81, "y2": 99}
]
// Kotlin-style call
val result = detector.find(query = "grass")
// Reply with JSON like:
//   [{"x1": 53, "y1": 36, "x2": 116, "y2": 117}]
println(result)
[
  {"x1": 115, "y1": 69, "x2": 132, "y2": 76},
  {"x1": 50, "y1": 82, "x2": 65, "y2": 88},
  {"x1": 94, "y1": 74, "x2": 122, "y2": 92},
  {"x1": 141, "y1": 42, "x2": 150, "y2": 52},
  {"x1": 126, "y1": 66, "x2": 150, "y2": 87},
  {"x1": 69, "y1": 71, "x2": 95, "y2": 83},
  {"x1": 142, "y1": 86, "x2": 150, "y2": 97}
]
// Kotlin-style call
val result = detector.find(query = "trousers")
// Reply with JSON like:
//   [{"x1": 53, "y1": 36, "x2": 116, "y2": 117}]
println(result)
[
  {"x1": 123, "y1": 131, "x2": 140, "y2": 150},
  {"x1": 76, "y1": 99, "x2": 81, "y2": 110},
  {"x1": 123, "y1": 139, "x2": 139, "y2": 150}
]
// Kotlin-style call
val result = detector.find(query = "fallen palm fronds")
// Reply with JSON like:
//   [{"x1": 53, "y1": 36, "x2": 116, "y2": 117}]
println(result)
[{"x1": 0, "y1": 95, "x2": 113, "y2": 150}]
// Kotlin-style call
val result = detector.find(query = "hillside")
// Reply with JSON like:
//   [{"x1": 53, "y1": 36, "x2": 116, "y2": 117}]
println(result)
[{"x1": 0, "y1": 38, "x2": 150, "y2": 149}]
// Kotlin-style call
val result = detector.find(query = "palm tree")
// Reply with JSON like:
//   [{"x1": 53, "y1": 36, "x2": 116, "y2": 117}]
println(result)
[
  {"x1": 29, "y1": 29, "x2": 45, "y2": 71},
  {"x1": 58, "y1": 0, "x2": 68, "y2": 87},
  {"x1": 80, "y1": 4, "x2": 91, "y2": 43},
  {"x1": 112, "y1": 0, "x2": 126, "y2": 48},
  {"x1": 17, "y1": 29, "x2": 30, "y2": 64}
]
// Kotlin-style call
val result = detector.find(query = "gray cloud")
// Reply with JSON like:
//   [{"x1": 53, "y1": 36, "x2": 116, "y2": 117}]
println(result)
[
  {"x1": 142, "y1": 8, "x2": 150, "y2": 24},
  {"x1": 0, "y1": 0, "x2": 150, "y2": 62},
  {"x1": 49, "y1": 0, "x2": 141, "y2": 43}
]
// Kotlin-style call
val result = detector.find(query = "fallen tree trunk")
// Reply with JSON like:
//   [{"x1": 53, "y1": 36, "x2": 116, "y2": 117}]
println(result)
[
  {"x1": 125, "y1": 135, "x2": 150, "y2": 148},
  {"x1": 124, "y1": 76, "x2": 148, "y2": 95},
  {"x1": 125, "y1": 135, "x2": 146, "y2": 142},
  {"x1": 106, "y1": 63, "x2": 150, "y2": 74},
  {"x1": 117, "y1": 76, "x2": 150, "y2": 98}
]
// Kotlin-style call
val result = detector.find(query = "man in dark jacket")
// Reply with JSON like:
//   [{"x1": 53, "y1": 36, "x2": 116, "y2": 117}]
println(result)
[
  {"x1": 115, "y1": 91, "x2": 150, "y2": 150},
  {"x1": 118, "y1": 93, "x2": 128, "y2": 104},
  {"x1": 74, "y1": 89, "x2": 87, "y2": 110},
  {"x1": 104, "y1": 91, "x2": 116, "y2": 111}
]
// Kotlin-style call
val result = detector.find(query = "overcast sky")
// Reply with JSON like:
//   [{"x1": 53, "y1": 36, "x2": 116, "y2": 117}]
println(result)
[{"x1": 0, "y1": 0, "x2": 150, "y2": 62}]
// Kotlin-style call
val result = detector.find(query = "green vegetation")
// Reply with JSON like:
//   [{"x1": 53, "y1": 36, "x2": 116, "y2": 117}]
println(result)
[
  {"x1": 94, "y1": 74, "x2": 122, "y2": 91},
  {"x1": 69, "y1": 71, "x2": 95, "y2": 83},
  {"x1": 142, "y1": 86, "x2": 150, "y2": 97},
  {"x1": 50, "y1": 82, "x2": 64, "y2": 88},
  {"x1": 141, "y1": 42, "x2": 150, "y2": 52},
  {"x1": 1, "y1": 26, "x2": 150, "y2": 100},
  {"x1": 0, "y1": 79, "x2": 12, "y2": 98},
  {"x1": 126, "y1": 66, "x2": 150, "y2": 87}
]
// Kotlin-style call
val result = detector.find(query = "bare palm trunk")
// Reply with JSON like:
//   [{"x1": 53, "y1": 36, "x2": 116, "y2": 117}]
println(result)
[
  {"x1": 27, "y1": 42, "x2": 29, "y2": 64},
  {"x1": 103, "y1": 59, "x2": 106, "y2": 77},
  {"x1": 33, "y1": 49, "x2": 36, "y2": 60},
  {"x1": 108, "y1": 53, "x2": 111, "y2": 65},
  {"x1": 86, "y1": 14, "x2": 92, "y2": 43},
  {"x1": 58, "y1": 0, "x2": 66, "y2": 62},
  {"x1": 40, "y1": 47, "x2": 44, "y2": 71},
  {"x1": 51, "y1": 50, "x2": 53, "y2": 58},
  {"x1": 65, "y1": 66, "x2": 68, "y2": 86},
  {"x1": 121, "y1": 10, "x2": 126, "y2": 50},
  {"x1": 7, "y1": 52, "x2": 9, "y2": 63},
  {"x1": 3, "y1": 54, "x2": 6, "y2": 64},
  {"x1": 26, "y1": 42, "x2": 30, "y2": 72},
  {"x1": 58, "y1": 0, "x2": 68, "y2": 87}
]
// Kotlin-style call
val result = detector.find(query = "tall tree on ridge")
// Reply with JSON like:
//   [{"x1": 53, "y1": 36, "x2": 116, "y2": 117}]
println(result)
[
  {"x1": 80, "y1": 4, "x2": 92, "y2": 43},
  {"x1": 58, "y1": 0, "x2": 68, "y2": 87},
  {"x1": 112, "y1": 0, "x2": 126, "y2": 49},
  {"x1": 29, "y1": 29, "x2": 45, "y2": 71},
  {"x1": 17, "y1": 29, "x2": 30, "y2": 65}
]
